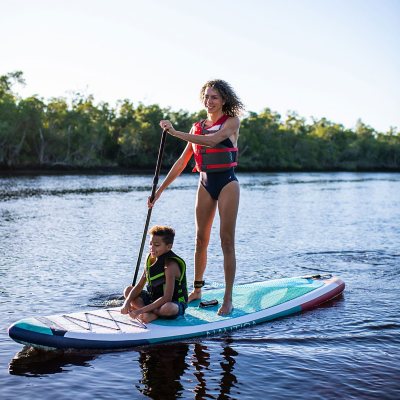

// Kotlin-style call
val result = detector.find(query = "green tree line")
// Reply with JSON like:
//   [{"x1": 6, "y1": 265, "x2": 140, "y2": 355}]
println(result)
[{"x1": 1, "y1": 71, "x2": 399, "y2": 171}]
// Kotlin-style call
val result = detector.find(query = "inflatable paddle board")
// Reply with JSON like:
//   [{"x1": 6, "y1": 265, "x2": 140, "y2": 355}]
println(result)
[{"x1": 8, "y1": 275, "x2": 345, "y2": 350}]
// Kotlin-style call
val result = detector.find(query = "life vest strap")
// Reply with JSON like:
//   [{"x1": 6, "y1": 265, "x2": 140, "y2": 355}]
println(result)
[
  {"x1": 202, "y1": 147, "x2": 238, "y2": 154},
  {"x1": 202, "y1": 162, "x2": 238, "y2": 170}
]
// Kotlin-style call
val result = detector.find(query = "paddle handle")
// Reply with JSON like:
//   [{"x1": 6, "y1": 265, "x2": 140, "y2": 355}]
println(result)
[{"x1": 132, "y1": 129, "x2": 168, "y2": 286}]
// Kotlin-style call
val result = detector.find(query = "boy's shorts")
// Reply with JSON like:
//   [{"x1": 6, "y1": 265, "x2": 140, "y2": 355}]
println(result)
[{"x1": 139, "y1": 290, "x2": 187, "y2": 319}]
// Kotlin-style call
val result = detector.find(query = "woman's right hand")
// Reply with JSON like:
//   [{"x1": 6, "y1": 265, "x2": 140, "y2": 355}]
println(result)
[{"x1": 147, "y1": 190, "x2": 161, "y2": 208}]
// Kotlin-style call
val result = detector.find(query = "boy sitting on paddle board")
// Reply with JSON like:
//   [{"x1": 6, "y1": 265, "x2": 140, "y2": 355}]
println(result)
[{"x1": 120, "y1": 225, "x2": 188, "y2": 323}]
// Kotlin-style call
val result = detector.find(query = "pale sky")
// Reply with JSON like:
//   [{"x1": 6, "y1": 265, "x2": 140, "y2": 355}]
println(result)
[{"x1": 1, "y1": 0, "x2": 399, "y2": 132}]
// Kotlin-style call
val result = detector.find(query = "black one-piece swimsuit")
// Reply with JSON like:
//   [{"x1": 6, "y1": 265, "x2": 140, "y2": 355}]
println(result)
[{"x1": 200, "y1": 138, "x2": 238, "y2": 200}]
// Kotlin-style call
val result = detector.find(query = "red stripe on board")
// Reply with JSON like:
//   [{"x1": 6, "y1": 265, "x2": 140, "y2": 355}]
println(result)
[{"x1": 301, "y1": 280, "x2": 345, "y2": 311}]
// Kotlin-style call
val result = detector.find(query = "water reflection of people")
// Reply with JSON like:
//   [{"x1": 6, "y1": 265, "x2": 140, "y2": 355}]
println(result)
[
  {"x1": 136, "y1": 340, "x2": 238, "y2": 399},
  {"x1": 137, "y1": 343, "x2": 189, "y2": 399},
  {"x1": 191, "y1": 341, "x2": 238, "y2": 399},
  {"x1": 9, "y1": 346, "x2": 95, "y2": 376},
  {"x1": 218, "y1": 344, "x2": 239, "y2": 398},
  {"x1": 10, "y1": 340, "x2": 239, "y2": 398}
]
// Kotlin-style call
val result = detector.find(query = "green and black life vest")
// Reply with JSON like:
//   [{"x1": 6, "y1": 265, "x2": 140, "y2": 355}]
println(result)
[{"x1": 145, "y1": 250, "x2": 188, "y2": 304}]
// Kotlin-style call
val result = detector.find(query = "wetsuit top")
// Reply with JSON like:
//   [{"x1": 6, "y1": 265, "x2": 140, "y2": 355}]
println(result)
[
  {"x1": 192, "y1": 115, "x2": 238, "y2": 173},
  {"x1": 145, "y1": 250, "x2": 188, "y2": 304}
]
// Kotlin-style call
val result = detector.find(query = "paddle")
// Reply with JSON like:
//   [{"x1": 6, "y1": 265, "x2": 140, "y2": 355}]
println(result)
[{"x1": 131, "y1": 128, "x2": 168, "y2": 286}]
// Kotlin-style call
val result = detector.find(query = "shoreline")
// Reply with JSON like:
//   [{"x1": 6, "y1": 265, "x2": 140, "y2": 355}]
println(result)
[{"x1": 1, "y1": 165, "x2": 399, "y2": 177}]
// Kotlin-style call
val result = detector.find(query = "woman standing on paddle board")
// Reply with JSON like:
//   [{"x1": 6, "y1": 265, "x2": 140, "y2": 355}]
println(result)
[{"x1": 151, "y1": 79, "x2": 244, "y2": 315}]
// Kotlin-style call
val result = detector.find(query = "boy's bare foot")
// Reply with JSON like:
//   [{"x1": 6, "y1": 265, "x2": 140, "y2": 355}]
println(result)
[
  {"x1": 217, "y1": 299, "x2": 233, "y2": 316},
  {"x1": 139, "y1": 312, "x2": 158, "y2": 324},
  {"x1": 188, "y1": 288, "x2": 202, "y2": 302}
]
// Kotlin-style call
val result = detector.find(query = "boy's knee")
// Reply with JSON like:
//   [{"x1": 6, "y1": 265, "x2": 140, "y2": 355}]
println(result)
[
  {"x1": 159, "y1": 302, "x2": 179, "y2": 317},
  {"x1": 123, "y1": 285, "x2": 133, "y2": 298}
]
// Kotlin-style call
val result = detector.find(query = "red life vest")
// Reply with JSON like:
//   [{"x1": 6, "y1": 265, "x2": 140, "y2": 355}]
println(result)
[{"x1": 192, "y1": 115, "x2": 238, "y2": 173}]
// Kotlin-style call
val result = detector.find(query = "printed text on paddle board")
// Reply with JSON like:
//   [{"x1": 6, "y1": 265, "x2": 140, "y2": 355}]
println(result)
[{"x1": 206, "y1": 321, "x2": 256, "y2": 336}]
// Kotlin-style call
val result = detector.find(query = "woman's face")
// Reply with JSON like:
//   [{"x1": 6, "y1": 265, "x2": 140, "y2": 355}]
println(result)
[{"x1": 203, "y1": 87, "x2": 225, "y2": 114}]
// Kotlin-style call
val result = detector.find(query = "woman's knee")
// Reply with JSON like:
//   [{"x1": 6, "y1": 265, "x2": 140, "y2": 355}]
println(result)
[
  {"x1": 195, "y1": 234, "x2": 210, "y2": 251},
  {"x1": 220, "y1": 235, "x2": 235, "y2": 253}
]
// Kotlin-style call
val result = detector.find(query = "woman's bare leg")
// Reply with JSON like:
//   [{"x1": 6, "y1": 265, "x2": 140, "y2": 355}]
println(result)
[
  {"x1": 188, "y1": 183, "x2": 217, "y2": 302},
  {"x1": 217, "y1": 180, "x2": 240, "y2": 315}
]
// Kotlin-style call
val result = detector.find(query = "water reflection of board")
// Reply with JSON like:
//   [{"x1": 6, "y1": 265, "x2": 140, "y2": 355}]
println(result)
[{"x1": 8, "y1": 275, "x2": 345, "y2": 350}]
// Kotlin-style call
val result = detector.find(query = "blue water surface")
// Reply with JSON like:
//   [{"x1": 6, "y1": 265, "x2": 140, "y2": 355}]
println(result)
[{"x1": 0, "y1": 172, "x2": 399, "y2": 399}]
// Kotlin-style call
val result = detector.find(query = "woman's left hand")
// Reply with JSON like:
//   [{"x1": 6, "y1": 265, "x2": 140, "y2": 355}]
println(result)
[{"x1": 160, "y1": 120, "x2": 176, "y2": 135}]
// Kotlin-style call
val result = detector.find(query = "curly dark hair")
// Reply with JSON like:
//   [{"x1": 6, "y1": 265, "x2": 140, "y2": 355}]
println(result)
[
  {"x1": 200, "y1": 79, "x2": 244, "y2": 117},
  {"x1": 148, "y1": 225, "x2": 175, "y2": 245}
]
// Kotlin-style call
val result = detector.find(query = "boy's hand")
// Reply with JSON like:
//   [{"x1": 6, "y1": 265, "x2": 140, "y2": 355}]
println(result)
[
  {"x1": 120, "y1": 304, "x2": 129, "y2": 315},
  {"x1": 128, "y1": 309, "x2": 142, "y2": 319}
]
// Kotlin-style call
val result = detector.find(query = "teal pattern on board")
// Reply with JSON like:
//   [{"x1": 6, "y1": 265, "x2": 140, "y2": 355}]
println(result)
[{"x1": 154, "y1": 277, "x2": 323, "y2": 326}]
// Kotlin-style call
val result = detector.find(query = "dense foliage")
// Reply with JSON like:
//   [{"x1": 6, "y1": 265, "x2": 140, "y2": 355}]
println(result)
[{"x1": 1, "y1": 72, "x2": 399, "y2": 171}]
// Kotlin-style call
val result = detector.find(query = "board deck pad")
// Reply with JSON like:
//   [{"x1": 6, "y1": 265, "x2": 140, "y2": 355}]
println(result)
[
  {"x1": 8, "y1": 276, "x2": 345, "y2": 350},
  {"x1": 155, "y1": 277, "x2": 324, "y2": 326}
]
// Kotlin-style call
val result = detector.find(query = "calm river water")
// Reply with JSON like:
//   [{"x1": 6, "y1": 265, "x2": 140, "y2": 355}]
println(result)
[{"x1": 0, "y1": 172, "x2": 399, "y2": 399}]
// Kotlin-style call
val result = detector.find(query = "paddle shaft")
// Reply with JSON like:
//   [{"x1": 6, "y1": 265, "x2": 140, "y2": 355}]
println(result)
[{"x1": 132, "y1": 129, "x2": 168, "y2": 286}]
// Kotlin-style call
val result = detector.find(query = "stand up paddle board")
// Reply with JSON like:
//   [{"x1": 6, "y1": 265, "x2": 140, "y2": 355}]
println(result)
[{"x1": 8, "y1": 275, "x2": 345, "y2": 350}]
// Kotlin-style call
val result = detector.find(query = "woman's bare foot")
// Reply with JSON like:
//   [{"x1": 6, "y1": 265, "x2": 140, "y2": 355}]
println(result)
[
  {"x1": 188, "y1": 288, "x2": 202, "y2": 302},
  {"x1": 217, "y1": 299, "x2": 233, "y2": 316}
]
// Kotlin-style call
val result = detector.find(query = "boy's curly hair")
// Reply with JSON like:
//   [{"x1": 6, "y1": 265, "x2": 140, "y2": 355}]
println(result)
[{"x1": 149, "y1": 225, "x2": 175, "y2": 245}]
